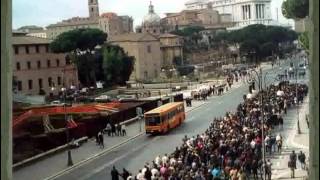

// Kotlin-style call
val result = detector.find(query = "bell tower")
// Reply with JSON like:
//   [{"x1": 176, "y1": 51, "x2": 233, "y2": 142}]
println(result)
[{"x1": 88, "y1": 0, "x2": 100, "y2": 18}]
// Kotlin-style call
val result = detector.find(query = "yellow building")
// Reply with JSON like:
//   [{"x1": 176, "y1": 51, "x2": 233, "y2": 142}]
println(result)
[{"x1": 109, "y1": 33, "x2": 162, "y2": 81}]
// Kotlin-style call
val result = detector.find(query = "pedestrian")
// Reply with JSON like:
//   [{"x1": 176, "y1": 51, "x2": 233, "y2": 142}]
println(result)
[
  {"x1": 111, "y1": 166, "x2": 120, "y2": 180},
  {"x1": 111, "y1": 123, "x2": 116, "y2": 136},
  {"x1": 136, "y1": 169, "x2": 144, "y2": 180},
  {"x1": 95, "y1": 133, "x2": 100, "y2": 145},
  {"x1": 290, "y1": 150, "x2": 297, "y2": 169},
  {"x1": 117, "y1": 124, "x2": 122, "y2": 136},
  {"x1": 98, "y1": 131, "x2": 104, "y2": 148},
  {"x1": 298, "y1": 151, "x2": 306, "y2": 170},
  {"x1": 145, "y1": 167, "x2": 152, "y2": 180},
  {"x1": 288, "y1": 159, "x2": 295, "y2": 178},
  {"x1": 106, "y1": 122, "x2": 112, "y2": 136},
  {"x1": 122, "y1": 124, "x2": 127, "y2": 136},
  {"x1": 121, "y1": 168, "x2": 130, "y2": 180},
  {"x1": 265, "y1": 159, "x2": 272, "y2": 180}
]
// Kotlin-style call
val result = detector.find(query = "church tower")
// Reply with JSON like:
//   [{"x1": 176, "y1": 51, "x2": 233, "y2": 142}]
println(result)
[{"x1": 88, "y1": 0, "x2": 100, "y2": 18}]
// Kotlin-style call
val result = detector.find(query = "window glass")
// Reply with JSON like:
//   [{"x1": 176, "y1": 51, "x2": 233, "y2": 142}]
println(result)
[{"x1": 146, "y1": 116, "x2": 160, "y2": 126}]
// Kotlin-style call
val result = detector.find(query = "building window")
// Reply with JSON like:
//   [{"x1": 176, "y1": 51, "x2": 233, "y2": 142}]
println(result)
[
  {"x1": 45, "y1": 45, "x2": 49, "y2": 53},
  {"x1": 28, "y1": 80, "x2": 33, "y2": 90},
  {"x1": 14, "y1": 46, "x2": 19, "y2": 54},
  {"x1": 16, "y1": 62, "x2": 21, "y2": 70},
  {"x1": 27, "y1": 61, "x2": 31, "y2": 69},
  {"x1": 56, "y1": 59, "x2": 60, "y2": 67},
  {"x1": 57, "y1": 76, "x2": 62, "y2": 85},
  {"x1": 47, "y1": 60, "x2": 51, "y2": 67},
  {"x1": 18, "y1": 81, "x2": 22, "y2": 91},
  {"x1": 25, "y1": 46, "x2": 29, "y2": 54},
  {"x1": 147, "y1": 45, "x2": 151, "y2": 53},
  {"x1": 37, "y1": 61, "x2": 41, "y2": 69},
  {"x1": 48, "y1": 77, "x2": 53, "y2": 87},
  {"x1": 35, "y1": 45, "x2": 39, "y2": 53},
  {"x1": 65, "y1": 55, "x2": 71, "y2": 65},
  {"x1": 38, "y1": 78, "x2": 43, "y2": 89}
]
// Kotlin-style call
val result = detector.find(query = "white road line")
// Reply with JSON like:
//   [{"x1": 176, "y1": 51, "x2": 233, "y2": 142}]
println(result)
[{"x1": 80, "y1": 137, "x2": 160, "y2": 180}]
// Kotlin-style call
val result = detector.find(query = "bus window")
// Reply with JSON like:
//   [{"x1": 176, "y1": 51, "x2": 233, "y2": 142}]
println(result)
[{"x1": 146, "y1": 116, "x2": 161, "y2": 126}]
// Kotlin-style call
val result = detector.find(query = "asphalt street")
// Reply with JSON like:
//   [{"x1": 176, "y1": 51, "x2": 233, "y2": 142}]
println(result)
[{"x1": 54, "y1": 60, "x2": 300, "y2": 180}]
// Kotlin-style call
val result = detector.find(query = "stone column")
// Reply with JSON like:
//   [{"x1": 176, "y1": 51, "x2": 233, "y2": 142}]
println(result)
[
  {"x1": 1, "y1": 0, "x2": 13, "y2": 180},
  {"x1": 310, "y1": 0, "x2": 319, "y2": 179}
]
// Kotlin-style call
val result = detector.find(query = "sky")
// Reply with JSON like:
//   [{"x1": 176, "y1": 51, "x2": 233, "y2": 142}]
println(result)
[{"x1": 12, "y1": 0, "x2": 293, "y2": 29}]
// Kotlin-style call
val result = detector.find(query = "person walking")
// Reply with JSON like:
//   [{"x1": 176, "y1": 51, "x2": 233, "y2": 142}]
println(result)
[
  {"x1": 111, "y1": 123, "x2": 116, "y2": 137},
  {"x1": 122, "y1": 124, "x2": 127, "y2": 136},
  {"x1": 121, "y1": 168, "x2": 130, "y2": 180},
  {"x1": 265, "y1": 159, "x2": 272, "y2": 180},
  {"x1": 145, "y1": 167, "x2": 152, "y2": 180},
  {"x1": 288, "y1": 159, "x2": 295, "y2": 178},
  {"x1": 117, "y1": 124, "x2": 122, "y2": 136},
  {"x1": 106, "y1": 122, "x2": 112, "y2": 136},
  {"x1": 298, "y1": 151, "x2": 306, "y2": 170},
  {"x1": 290, "y1": 150, "x2": 297, "y2": 169},
  {"x1": 276, "y1": 134, "x2": 283, "y2": 153},
  {"x1": 111, "y1": 166, "x2": 120, "y2": 180},
  {"x1": 98, "y1": 131, "x2": 104, "y2": 149}
]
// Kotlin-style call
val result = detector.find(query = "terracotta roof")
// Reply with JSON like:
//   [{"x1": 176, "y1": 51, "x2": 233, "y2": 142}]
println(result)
[
  {"x1": 108, "y1": 33, "x2": 158, "y2": 42},
  {"x1": 12, "y1": 35, "x2": 51, "y2": 45}
]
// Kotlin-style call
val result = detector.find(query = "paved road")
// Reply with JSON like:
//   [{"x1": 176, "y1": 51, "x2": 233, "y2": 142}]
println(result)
[{"x1": 54, "y1": 61, "x2": 297, "y2": 180}]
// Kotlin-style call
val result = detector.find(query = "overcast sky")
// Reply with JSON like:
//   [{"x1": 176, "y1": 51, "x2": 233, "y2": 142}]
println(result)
[{"x1": 13, "y1": 0, "x2": 293, "y2": 29}]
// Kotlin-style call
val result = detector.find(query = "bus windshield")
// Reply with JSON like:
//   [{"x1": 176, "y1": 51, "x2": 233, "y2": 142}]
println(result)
[{"x1": 146, "y1": 116, "x2": 161, "y2": 126}]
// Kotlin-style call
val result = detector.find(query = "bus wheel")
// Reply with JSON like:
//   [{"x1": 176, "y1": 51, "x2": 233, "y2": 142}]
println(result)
[
  {"x1": 167, "y1": 125, "x2": 170, "y2": 133},
  {"x1": 179, "y1": 118, "x2": 182, "y2": 125}
]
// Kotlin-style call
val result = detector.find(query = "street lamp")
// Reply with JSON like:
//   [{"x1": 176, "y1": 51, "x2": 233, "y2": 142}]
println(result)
[
  {"x1": 61, "y1": 87, "x2": 73, "y2": 166},
  {"x1": 248, "y1": 68, "x2": 267, "y2": 180}
]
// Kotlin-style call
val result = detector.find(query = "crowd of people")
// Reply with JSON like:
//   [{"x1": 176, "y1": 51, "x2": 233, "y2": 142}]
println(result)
[{"x1": 110, "y1": 81, "x2": 308, "y2": 180}]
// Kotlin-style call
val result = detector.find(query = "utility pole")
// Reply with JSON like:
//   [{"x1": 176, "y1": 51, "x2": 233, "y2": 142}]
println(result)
[
  {"x1": 1, "y1": 0, "x2": 13, "y2": 179},
  {"x1": 259, "y1": 68, "x2": 266, "y2": 180}
]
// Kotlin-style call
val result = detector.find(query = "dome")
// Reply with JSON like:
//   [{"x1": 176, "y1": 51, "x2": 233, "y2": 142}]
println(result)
[
  {"x1": 143, "y1": 13, "x2": 161, "y2": 24},
  {"x1": 143, "y1": 2, "x2": 161, "y2": 24},
  {"x1": 185, "y1": 0, "x2": 208, "y2": 5}
]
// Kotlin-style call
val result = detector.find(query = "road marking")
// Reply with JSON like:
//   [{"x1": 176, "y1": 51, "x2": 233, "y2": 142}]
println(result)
[
  {"x1": 43, "y1": 132, "x2": 144, "y2": 180},
  {"x1": 80, "y1": 137, "x2": 160, "y2": 180}
]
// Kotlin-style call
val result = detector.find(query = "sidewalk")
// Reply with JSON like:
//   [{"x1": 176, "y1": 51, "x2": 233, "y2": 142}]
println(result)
[{"x1": 270, "y1": 98, "x2": 309, "y2": 180}]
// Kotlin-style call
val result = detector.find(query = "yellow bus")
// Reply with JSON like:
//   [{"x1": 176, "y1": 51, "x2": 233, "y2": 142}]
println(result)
[{"x1": 144, "y1": 102, "x2": 185, "y2": 134}]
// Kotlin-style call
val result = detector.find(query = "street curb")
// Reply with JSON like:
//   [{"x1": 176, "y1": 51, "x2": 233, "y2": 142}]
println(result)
[
  {"x1": 12, "y1": 136, "x2": 88, "y2": 171},
  {"x1": 43, "y1": 132, "x2": 144, "y2": 180}
]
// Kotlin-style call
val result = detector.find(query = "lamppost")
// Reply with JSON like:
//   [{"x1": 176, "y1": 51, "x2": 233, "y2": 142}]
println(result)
[
  {"x1": 61, "y1": 87, "x2": 74, "y2": 166},
  {"x1": 295, "y1": 64, "x2": 301, "y2": 134},
  {"x1": 248, "y1": 68, "x2": 266, "y2": 180}
]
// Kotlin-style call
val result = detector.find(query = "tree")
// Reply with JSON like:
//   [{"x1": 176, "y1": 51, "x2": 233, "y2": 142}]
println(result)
[
  {"x1": 282, "y1": 0, "x2": 309, "y2": 19},
  {"x1": 100, "y1": 44, "x2": 134, "y2": 86},
  {"x1": 50, "y1": 28, "x2": 107, "y2": 87},
  {"x1": 214, "y1": 25, "x2": 298, "y2": 63},
  {"x1": 299, "y1": 32, "x2": 310, "y2": 53}
]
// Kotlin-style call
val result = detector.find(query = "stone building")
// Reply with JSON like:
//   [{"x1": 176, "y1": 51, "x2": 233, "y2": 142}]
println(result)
[
  {"x1": 185, "y1": 0, "x2": 272, "y2": 29},
  {"x1": 46, "y1": 0, "x2": 133, "y2": 39},
  {"x1": 109, "y1": 33, "x2": 162, "y2": 81},
  {"x1": 99, "y1": 13, "x2": 133, "y2": 39},
  {"x1": 158, "y1": 34, "x2": 184, "y2": 67},
  {"x1": 162, "y1": 5, "x2": 232, "y2": 32},
  {"x1": 138, "y1": 2, "x2": 164, "y2": 35},
  {"x1": 12, "y1": 32, "x2": 79, "y2": 96},
  {"x1": 17, "y1": 25, "x2": 47, "y2": 38}
]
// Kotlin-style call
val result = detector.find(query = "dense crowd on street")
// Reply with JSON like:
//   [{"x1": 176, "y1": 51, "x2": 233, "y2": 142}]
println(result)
[{"x1": 111, "y1": 80, "x2": 308, "y2": 180}]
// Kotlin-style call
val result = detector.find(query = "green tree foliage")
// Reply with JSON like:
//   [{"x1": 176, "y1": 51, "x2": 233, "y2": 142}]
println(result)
[
  {"x1": 50, "y1": 28, "x2": 107, "y2": 53},
  {"x1": 171, "y1": 26, "x2": 205, "y2": 37},
  {"x1": 50, "y1": 28, "x2": 107, "y2": 87},
  {"x1": 214, "y1": 24, "x2": 298, "y2": 62},
  {"x1": 100, "y1": 44, "x2": 134, "y2": 85},
  {"x1": 298, "y1": 32, "x2": 309, "y2": 53},
  {"x1": 282, "y1": 0, "x2": 309, "y2": 19}
]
